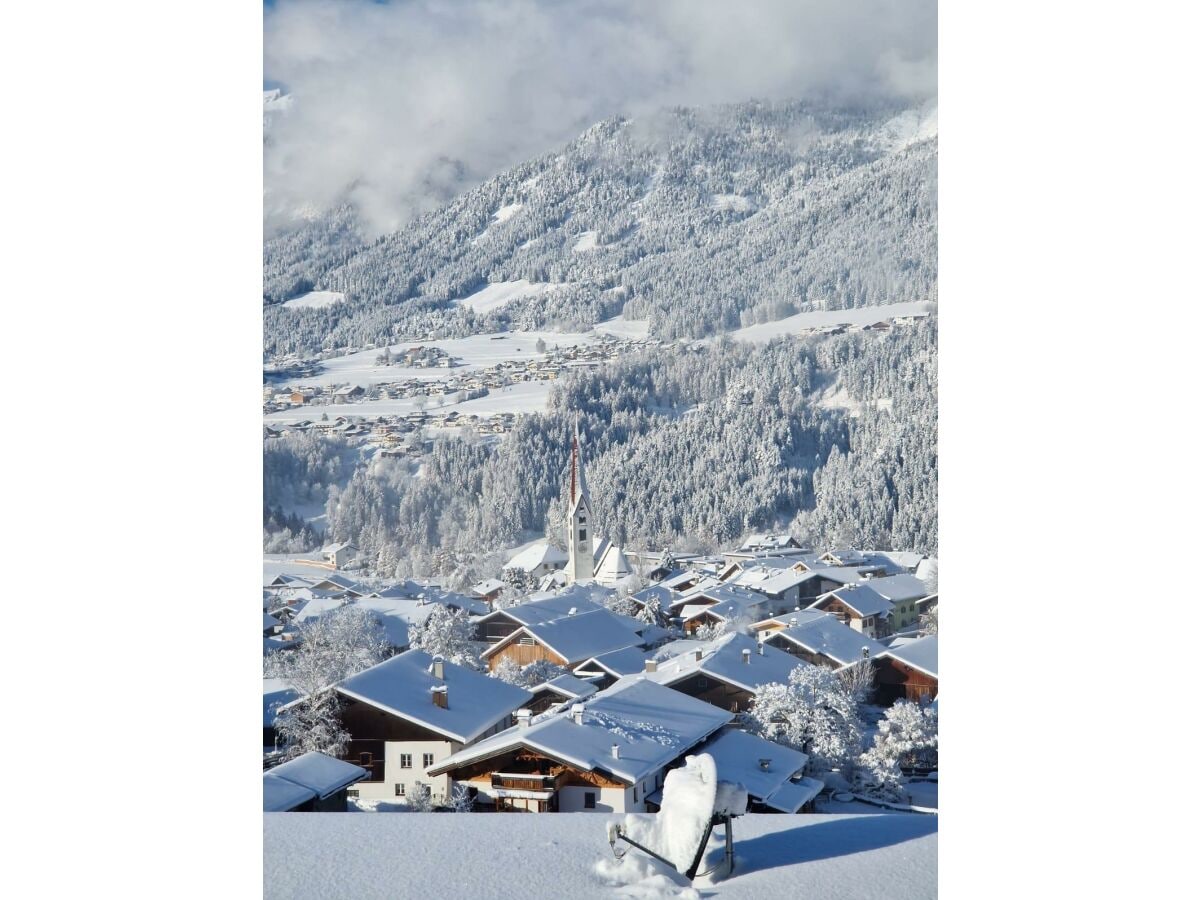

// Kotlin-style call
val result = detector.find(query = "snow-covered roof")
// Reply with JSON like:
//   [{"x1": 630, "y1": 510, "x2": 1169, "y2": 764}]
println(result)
[
  {"x1": 504, "y1": 542, "x2": 568, "y2": 572},
  {"x1": 429, "y1": 678, "x2": 733, "y2": 785},
  {"x1": 660, "y1": 570, "x2": 707, "y2": 591},
  {"x1": 876, "y1": 550, "x2": 927, "y2": 571},
  {"x1": 858, "y1": 573, "x2": 929, "y2": 604},
  {"x1": 268, "y1": 752, "x2": 368, "y2": 800},
  {"x1": 670, "y1": 581, "x2": 763, "y2": 613},
  {"x1": 264, "y1": 612, "x2": 281, "y2": 630},
  {"x1": 644, "y1": 633, "x2": 805, "y2": 694},
  {"x1": 697, "y1": 728, "x2": 809, "y2": 804},
  {"x1": 751, "y1": 568, "x2": 827, "y2": 596},
  {"x1": 594, "y1": 542, "x2": 634, "y2": 582},
  {"x1": 809, "y1": 584, "x2": 893, "y2": 618},
  {"x1": 487, "y1": 609, "x2": 643, "y2": 666},
  {"x1": 737, "y1": 533, "x2": 799, "y2": 551},
  {"x1": 768, "y1": 615, "x2": 887, "y2": 667},
  {"x1": 263, "y1": 773, "x2": 317, "y2": 812},
  {"x1": 880, "y1": 634, "x2": 938, "y2": 680},
  {"x1": 630, "y1": 584, "x2": 676, "y2": 607},
  {"x1": 681, "y1": 595, "x2": 768, "y2": 625},
  {"x1": 335, "y1": 650, "x2": 532, "y2": 743},
  {"x1": 574, "y1": 645, "x2": 650, "y2": 678},
  {"x1": 321, "y1": 541, "x2": 356, "y2": 554},
  {"x1": 752, "y1": 609, "x2": 829, "y2": 631},
  {"x1": 471, "y1": 579, "x2": 506, "y2": 596},
  {"x1": 531, "y1": 673, "x2": 599, "y2": 701},
  {"x1": 761, "y1": 775, "x2": 825, "y2": 813},
  {"x1": 478, "y1": 595, "x2": 606, "y2": 629}
]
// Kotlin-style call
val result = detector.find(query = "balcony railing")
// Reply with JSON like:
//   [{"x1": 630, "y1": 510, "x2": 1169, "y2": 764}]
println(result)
[{"x1": 491, "y1": 772, "x2": 558, "y2": 791}]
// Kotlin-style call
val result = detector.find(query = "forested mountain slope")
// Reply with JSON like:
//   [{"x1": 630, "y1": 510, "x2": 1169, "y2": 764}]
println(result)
[{"x1": 264, "y1": 100, "x2": 936, "y2": 356}]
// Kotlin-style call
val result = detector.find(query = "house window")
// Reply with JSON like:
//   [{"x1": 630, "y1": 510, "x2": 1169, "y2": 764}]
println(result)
[
  {"x1": 579, "y1": 516, "x2": 586, "y2": 524},
  {"x1": 579, "y1": 528, "x2": 587, "y2": 541},
  {"x1": 584, "y1": 792, "x2": 596, "y2": 809},
  {"x1": 696, "y1": 677, "x2": 708, "y2": 688},
  {"x1": 519, "y1": 636, "x2": 535, "y2": 646},
  {"x1": 395, "y1": 783, "x2": 405, "y2": 796},
  {"x1": 400, "y1": 754, "x2": 413, "y2": 768},
  {"x1": 633, "y1": 787, "x2": 638, "y2": 803},
  {"x1": 423, "y1": 753, "x2": 435, "y2": 768}
]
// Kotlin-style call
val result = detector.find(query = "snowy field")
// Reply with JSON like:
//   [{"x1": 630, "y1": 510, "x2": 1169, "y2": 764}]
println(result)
[
  {"x1": 294, "y1": 328, "x2": 598, "y2": 390},
  {"x1": 454, "y1": 279, "x2": 560, "y2": 314},
  {"x1": 264, "y1": 813, "x2": 936, "y2": 900},
  {"x1": 730, "y1": 301, "x2": 933, "y2": 344},
  {"x1": 283, "y1": 291, "x2": 345, "y2": 310},
  {"x1": 573, "y1": 230, "x2": 599, "y2": 252},
  {"x1": 594, "y1": 315, "x2": 650, "y2": 340}
]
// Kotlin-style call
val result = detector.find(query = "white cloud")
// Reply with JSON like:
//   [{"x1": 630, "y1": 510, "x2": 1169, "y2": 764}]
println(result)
[{"x1": 264, "y1": 0, "x2": 937, "y2": 234}]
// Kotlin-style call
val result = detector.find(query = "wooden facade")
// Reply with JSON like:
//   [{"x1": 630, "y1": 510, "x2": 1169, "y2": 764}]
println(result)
[
  {"x1": 337, "y1": 696, "x2": 449, "y2": 782},
  {"x1": 764, "y1": 636, "x2": 841, "y2": 670},
  {"x1": 447, "y1": 747, "x2": 628, "y2": 813},
  {"x1": 873, "y1": 657, "x2": 937, "y2": 704},
  {"x1": 486, "y1": 636, "x2": 569, "y2": 672},
  {"x1": 665, "y1": 672, "x2": 753, "y2": 713}
]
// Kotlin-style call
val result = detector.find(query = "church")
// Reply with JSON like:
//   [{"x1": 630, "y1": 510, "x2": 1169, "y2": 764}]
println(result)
[{"x1": 562, "y1": 426, "x2": 633, "y2": 587}]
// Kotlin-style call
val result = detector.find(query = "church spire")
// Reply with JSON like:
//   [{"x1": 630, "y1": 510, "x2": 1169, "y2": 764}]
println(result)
[
  {"x1": 570, "y1": 419, "x2": 590, "y2": 510},
  {"x1": 566, "y1": 419, "x2": 593, "y2": 583}
]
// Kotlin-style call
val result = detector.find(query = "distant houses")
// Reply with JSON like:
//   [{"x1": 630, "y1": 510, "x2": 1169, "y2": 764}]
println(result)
[{"x1": 263, "y1": 752, "x2": 368, "y2": 812}]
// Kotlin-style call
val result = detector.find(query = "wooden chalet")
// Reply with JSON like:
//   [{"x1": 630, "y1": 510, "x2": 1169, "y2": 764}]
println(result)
[{"x1": 874, "y1": 635, "x2": 938, "y2": 704}]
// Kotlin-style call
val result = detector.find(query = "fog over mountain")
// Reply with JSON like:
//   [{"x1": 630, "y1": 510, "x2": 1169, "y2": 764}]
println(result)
[{"x1": 264, "y1": 0, "x2": 937, "y2": 235}]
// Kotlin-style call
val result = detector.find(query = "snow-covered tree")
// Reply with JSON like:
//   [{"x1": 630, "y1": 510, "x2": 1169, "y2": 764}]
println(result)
[
  {"x1": 446, "y1": 783, "x2": 474, "y2": 812},
  {"x1": 406, "y1": 603, "x2": 480, "y2": 669},
  {"x1": 747, "y1": 664, "x2": 864, "y2": 776},
  {"x1": 918, "y1": 604, "x2": 938, "y2": 636},
  {"x1": 855, "y1": 699, "x2": 938, "y2": 801},
  {"x1": 636, "y1": 597, "x2": 662, "y2": 627},
  {"x1": 490, "y1": 657, "x2": 523, "y2": 685},
  {"x1": 407, "y1": 782, "x2": 435, "y2": 812},
  {"x1": 489, "y1": 656, "x2": 566, "y2": 688},
  {"x1": 266, "y1": 605, "x2": 390, "y2": 760},
  {"x1": 837, "y1": 659, "x2": 876, "y2": 705}
]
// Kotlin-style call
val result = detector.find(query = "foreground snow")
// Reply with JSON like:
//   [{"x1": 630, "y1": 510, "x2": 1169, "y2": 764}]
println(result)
[{"x1": 264, "y1": 812, "x2": 936, "y2": 899}]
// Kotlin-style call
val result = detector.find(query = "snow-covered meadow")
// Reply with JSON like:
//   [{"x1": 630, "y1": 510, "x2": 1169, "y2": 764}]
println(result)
[
  {"x1": 264, "y1": 812, "x2": 937, "y2": 899},
  {"x1": 730, "y1": 301, "x2": 934, "y2": 344}
]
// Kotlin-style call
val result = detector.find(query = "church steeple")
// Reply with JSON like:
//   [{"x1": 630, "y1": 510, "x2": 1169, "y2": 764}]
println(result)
[{"x1": 566, "y1": 422, "x2": 593, "y2": 583}]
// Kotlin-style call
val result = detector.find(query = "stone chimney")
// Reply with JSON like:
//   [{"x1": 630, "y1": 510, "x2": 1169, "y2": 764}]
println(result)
[
  {"x1": 432, "y1": 655, "x2": 445, "y2": 680},
  {"x1": 758, "y1": 758, "x2": 771, "y2": 772},
  {"x1": 431, "y1": 685, "x2": 448, "y2": 709},
  {"x1": 516, "y1": 708, "x2": 531, "y2": 729},
  {"x1": 644, "y1": 659, "x2": 657, "y2": 673},
  {"x1": 571, "y1": 703, "x2": 585, "y2": 725}
]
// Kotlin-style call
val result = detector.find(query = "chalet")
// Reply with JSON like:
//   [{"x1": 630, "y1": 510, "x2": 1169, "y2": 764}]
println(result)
[
  {"x1": 427, "y1": 678, "x2": 732, "y2": 813},
  {"x1": 749, "y1": 608, "x2": 829, "y2": 638},
  {"x1": 806, "y1": 584, "x2": 894, "y2": 639},
  {"x1": 470, "y1": 579, "x2": 506, "y2": 606},
  {"x1": 858, "y1": 574, "x2": 930, "y2": 631},
  {"x1": 679, "y1": 595, "x2": 770, "y2": 636},
  {"x1": 482, "y1": 608, "x2": 644, "y2": 673},
  {"x1": 760, "y1": 614, "x2": 887, "y2": 670},
  {"x1": 289, "y1": 389, "x2": 315, "y2": 405},
  {"x1": 524, "y1": 673, "x2": 599, "y2": 715},
  {"x1": 874, "y1": 635, "x2": 938, "y2": 704},
  {"x1": 263, "y1": 752, "x2": 368, "y2": 812},
  {"x1": 503, "y1": 542, "x2": 568, "y2": 580},
  {"x1": 626, "y1": 584, "x2": 676, "y2": 623},
  {"x1": 641, "y1": 633, "x2": 806, "y2": 714},
  {"x1": 695, "y1": 728, "x2": 824, "y2": 813},
  {"x1": 737, "y1": 534, "x2": 804, "y2": 553},
  {"x1": 332, "y1": 384, "x2": 365, "y2": 404},
  {"x1": 320, "y1": 542, "x2": 359, "y2": 570},
  {"x1": 329, "y1": 651, "x2": 531, "y2": 804}
]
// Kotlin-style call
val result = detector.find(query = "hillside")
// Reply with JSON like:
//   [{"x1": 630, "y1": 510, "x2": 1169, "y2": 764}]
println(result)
[{"x1": 264, "y1": 99, "x2": 937, "y2": 356}]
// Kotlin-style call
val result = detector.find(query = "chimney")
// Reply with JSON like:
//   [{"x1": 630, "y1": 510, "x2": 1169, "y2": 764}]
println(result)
[
  {"x1": 611, "y1": 744, "x2": 620, "y2": 759},
  {"x1": 431, "y1": 685, "x2": 448, "y2": 709},
  {"x1": 568, "y1": 607, "x2": 577, "y2": 616},
  {"x1": 862, "y1": 646, "x2": 871, "y2": 659},
  {"x1": 516, "y1": 708, "x2": 531, "y2": 729},
  {"x1": 694, "y1": 649, "x2": 703, "y2": 662},
  {"x1": 758, "y1": 641, "x2": 765, "y2": 656},
  {"x1": 644, "y1": 659, "x2": 657, "y2": 673},
  {"x1": 758, "y1": 758, "x2": 771, "y2": 772},
  {"x1": 571, "y1": 703, "x2": 585, "y2": 725},
  {"x1": 742, "y1": 648, "x2": 751, "y2": 665},
  {"x1": 432, "y1": 655, "x2": 445, "y2": 680}
]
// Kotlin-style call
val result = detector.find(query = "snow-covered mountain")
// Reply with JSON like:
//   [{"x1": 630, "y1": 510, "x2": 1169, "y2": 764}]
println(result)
[{"x1": 264, "y1": 99, "x2": 937, "y2": 357}]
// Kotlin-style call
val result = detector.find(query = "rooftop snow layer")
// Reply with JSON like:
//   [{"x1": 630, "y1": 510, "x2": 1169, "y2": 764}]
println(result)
[
  {"x1": 268, "y1": 752, "x2": 368, "y2": 799},
  {"x1": 507, "y1": 609, "x2": 644, "y2": 665},
  {"x1": 262, "y1": 773, "x2": 317, "y2": 812},
  {"x1": 880, "y1": 634, "x2": 938, "y2": 679},
  {"x1": 697, "y1": 728, "x2": 810, "y2": 803},
  {"x1": 335, "y1": 650, "x2": 531, "y2": 743},
  {"x1": 504, "y1": 542, "x2": 569, "y2": 572},
  {"x1": 645, "y1": 633, "x2": 805, "y2": 694},
  {"x1": 812, "y1": 584, "x2": 893, "y2": 618},
  {"x1": 769, "y1": 616, "x2": 887, "y2": 667},
  {"x1": 430, "y1": 678, "x2": 732, "y2": 785}
]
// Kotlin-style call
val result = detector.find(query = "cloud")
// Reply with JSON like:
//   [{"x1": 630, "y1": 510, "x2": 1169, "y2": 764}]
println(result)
[{"x1": 264, "y1": 0, "x2": 936, "y2": 235}]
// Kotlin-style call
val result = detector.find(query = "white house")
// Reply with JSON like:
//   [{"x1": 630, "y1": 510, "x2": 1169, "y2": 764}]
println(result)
[
  {"x1": 320, "y1": 542, "x2": 359, "y2": 570},
  {"x1": 504, "y1": 542, "x2": 569, "y2": 580},
  {"x1": 330, "y1": 650, "x2": 532, "y2": 804}
]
